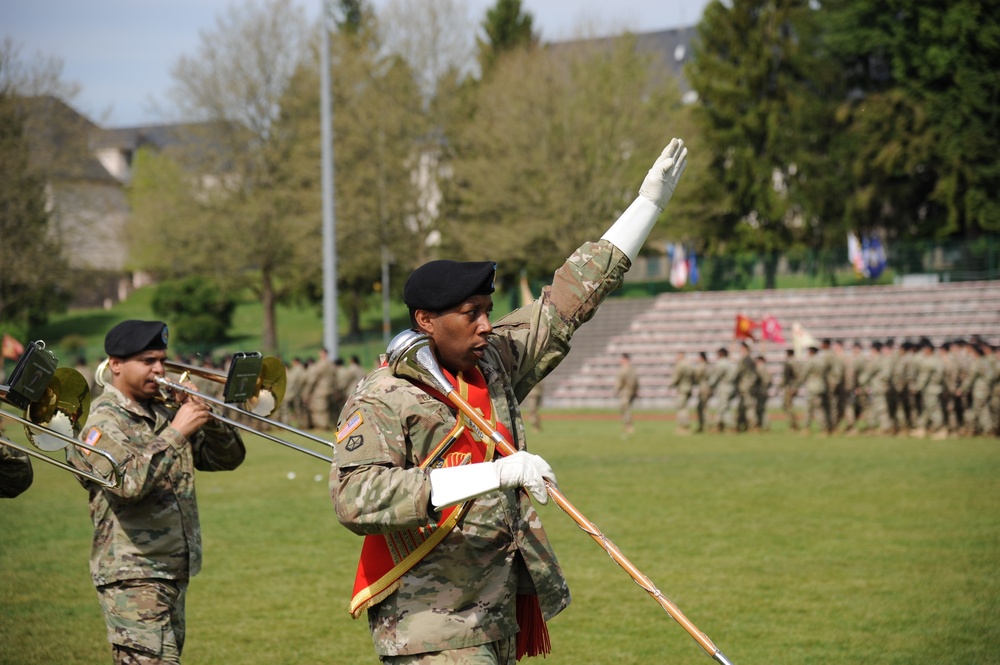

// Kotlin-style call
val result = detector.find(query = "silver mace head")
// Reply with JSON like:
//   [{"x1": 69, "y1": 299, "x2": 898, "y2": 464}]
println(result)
[{"x1": 386, "y1": 330, "x2": 454, "y2": 395}]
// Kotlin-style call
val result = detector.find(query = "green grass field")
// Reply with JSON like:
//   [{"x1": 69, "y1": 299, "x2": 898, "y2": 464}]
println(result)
[{"x1": 1, "y1": 417, "x2": 998, "y2": 665}]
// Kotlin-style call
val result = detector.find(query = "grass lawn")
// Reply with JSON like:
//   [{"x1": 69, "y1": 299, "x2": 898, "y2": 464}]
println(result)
[{"x1": 1, "y1": 416, "x2": 998, "y2": 664}]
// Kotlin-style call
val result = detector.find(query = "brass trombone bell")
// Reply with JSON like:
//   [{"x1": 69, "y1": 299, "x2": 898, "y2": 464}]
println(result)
[{"x1": 1, "y1": 348, "x2": 123, "y2": 489}]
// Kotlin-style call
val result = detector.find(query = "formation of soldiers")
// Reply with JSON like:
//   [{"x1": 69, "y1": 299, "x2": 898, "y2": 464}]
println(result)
[
  {"x1": 280, "y1": 352, "x2": 368, "y2": 431},
  {"x1": 671, "y1": 337, "x2": 1000, "y2": 439}
]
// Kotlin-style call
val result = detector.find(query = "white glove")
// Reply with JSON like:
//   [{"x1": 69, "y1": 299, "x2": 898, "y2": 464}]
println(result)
[
  {"x1": 602, "y1": 138, "x2": 688, "y2": 262},
  {"x1": 429, "y1": 450, "x2": 557, "y2": 509},
  {"x1": 639, "y1": 138, "x2": 688, "y2": 210},
  {"x1": 495, "y1": 451, "x2": 556, "y2": 504}
]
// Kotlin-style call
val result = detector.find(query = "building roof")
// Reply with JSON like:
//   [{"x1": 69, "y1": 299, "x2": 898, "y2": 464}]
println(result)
[{"x1": 548, "y1": 26, "x2": 698, "y2": 90}]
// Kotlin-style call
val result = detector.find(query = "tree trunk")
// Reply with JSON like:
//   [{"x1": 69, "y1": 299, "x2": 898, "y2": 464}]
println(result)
[
  {"x1": 261, "y1": 270, "x2": 278, "y2": 354},
  {"x1": 764, "y1": 251, "x2": 779, "y2": 290}
]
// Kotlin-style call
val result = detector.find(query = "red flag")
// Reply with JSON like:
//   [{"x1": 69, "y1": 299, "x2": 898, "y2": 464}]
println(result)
[
  {"x1": 2, "y1": 333, "x2": 25, "y2": 360},
  {"x1": 735, "y1": 314, "x2": 758, "y2": 341},
  {"x1": 761, "y1": 315, "x2": 785, "y2": 344}
]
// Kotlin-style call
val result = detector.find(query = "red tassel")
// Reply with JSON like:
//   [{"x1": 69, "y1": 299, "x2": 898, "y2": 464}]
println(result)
[{"x1": 516, "y1": 594, "x2": 551, "y2": 660}]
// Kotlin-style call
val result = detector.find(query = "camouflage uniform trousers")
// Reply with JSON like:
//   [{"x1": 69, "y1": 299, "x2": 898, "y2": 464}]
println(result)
[
  {"x1": 695, "y1": 390, "x2": 711, "y2": 432},
  {"x1": 919, "y1": 388, "x2": 945, "y2": 434},
  {"x1": 782, "y1": 388, "x2": 799, "y2": 430},
  {"x1": 620, "y1": 394, "x2": 636, "y2": 431},
  {"x1": 867, "y1": 391, "x2": 894, "y2": 434},
  {"x1": 736, "y1": 390, "x2": 759, "y2": 431},
  {"x1": 379, "y1": 636, "x2": 516, "y2": 665},
  {"x1": 803, "y1": 392, "x2": 831, "y2": 433},
  {"x1": 967, "y1": 392, "x2": 993, "y2": 436},
  {"x1": 675, "y1": 389, "x2": 694, "y2": 429},
  {"x1": 97, "y1": 578, "x2": 188, "y2": 664}
]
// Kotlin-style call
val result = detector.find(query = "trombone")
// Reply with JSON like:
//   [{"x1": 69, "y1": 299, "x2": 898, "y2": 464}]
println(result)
[
  {"x1": 96, "y1": 353, "x2": 335, "y2": 462},
  {"x1": 1, "y1": 342, "x2": 124, "y2": 489}
]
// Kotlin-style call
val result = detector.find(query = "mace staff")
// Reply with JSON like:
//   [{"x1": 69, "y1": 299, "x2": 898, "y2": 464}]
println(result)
[{"x1": 387, "y1": 330, "x2": 736, "y2": 665}]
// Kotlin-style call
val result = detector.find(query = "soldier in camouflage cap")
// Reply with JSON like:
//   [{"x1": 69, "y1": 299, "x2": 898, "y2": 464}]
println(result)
[
  {"x1": 67, "y1": 319, "x2": 245, "y2": 664},
  {"x1": 331, "y1": 138, "x2": 688, "y2": 664}
]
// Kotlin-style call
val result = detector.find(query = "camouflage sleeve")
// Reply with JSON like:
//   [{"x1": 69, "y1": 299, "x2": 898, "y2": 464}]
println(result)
[
  {"x1": 0, "y1": 444, "x2": 33, "y2": 499},
  {"x1": 69, "y1": 406, "x2": 186, "y2": 503},
  {"x1": 191, "y1": 417, "x2": 245, "y2": 472},
  {"x1": 330, "y1": 373, "x2": 438, "y2": 536},
  {"x1": 490, "y1": 240, "x2": 630, "y2": 402}
]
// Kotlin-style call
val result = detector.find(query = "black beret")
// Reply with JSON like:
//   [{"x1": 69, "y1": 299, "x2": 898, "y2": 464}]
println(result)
[
  {"x1": 105, "y1": 320, "x2": 169, "y2": 357},
  {"x1": 403, "y1": 260, "x2": 497, "y2": 311}
]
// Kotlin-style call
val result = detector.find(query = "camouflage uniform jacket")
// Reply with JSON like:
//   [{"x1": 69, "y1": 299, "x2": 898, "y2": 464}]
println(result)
[
  {"x1": 68, "y1": 384, "x2": 245, "y2": 586},
  {"x1": 671, "y1": 359, "x2": 696, "y2": 397},
  {"x1": 616, "y1": 363, "x2": 639, "y2": 400},
  {"x1": 331, "y1": 240, "x2": 629, "y2": 657}
]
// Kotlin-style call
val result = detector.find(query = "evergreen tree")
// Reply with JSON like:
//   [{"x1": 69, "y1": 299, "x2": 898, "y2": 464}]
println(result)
[
  {"x1": 686, "y1": 0, "x2": 833, "y2": 287},
  {"x1": 476, "y1": 0, "x2": 538, "y2": 75},
  {"x1": 825, "y1": 0, "x2": 1000, "y2": 238}
]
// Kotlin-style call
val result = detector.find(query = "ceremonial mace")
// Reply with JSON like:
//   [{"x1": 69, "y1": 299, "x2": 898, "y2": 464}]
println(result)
[{"x1": 387, "y1": 330, "x2": 736, "y2": 665}]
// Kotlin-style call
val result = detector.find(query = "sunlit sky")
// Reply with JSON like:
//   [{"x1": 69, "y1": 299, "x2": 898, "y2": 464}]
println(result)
[{"x1": 1, "y1": 0, "x2": 709, "y2": 128}]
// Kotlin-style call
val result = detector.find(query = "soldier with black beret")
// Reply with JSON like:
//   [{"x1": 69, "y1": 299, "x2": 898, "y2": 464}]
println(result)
[
  {"x1": 68, "y1": 319, "x2": 245, "y2": 664},
  {"x1": 332, "y1": 138, "x2": 688, "y2": 663}
]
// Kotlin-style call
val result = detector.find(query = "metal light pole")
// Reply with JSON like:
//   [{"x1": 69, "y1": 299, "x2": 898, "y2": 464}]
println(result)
[{"x1": 320, "y1": 0, "x2": 339, "y2": 358}]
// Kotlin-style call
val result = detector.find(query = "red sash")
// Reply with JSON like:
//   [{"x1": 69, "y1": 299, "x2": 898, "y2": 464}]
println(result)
[{"x1": 348, "y1": 367, "x2": 512, "y2": 618}]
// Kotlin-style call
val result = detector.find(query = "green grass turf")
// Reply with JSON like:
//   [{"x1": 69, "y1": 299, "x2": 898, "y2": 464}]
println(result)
[{"x1": 1, "y1": 416, "x2": 998, "y2": 664}]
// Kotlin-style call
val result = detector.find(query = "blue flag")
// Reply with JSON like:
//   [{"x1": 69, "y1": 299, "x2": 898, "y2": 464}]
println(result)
[{"x1": 687, "y1": 246, "x2": 699, "y2": 285}]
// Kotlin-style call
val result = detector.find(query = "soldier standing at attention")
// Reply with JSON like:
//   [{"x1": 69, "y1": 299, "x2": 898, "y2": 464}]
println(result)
[
  {"x1": 781, "y1": 349, "x2": 800, "y2": 431},
  {"x1": 753, "y1": 355, "x2": 771, "y2": 431},
  {"x1": 734, "y1": 342, "x2": 759, "y2": 432},
  {"x1": 710, "y1": 347, "x2": 738, "y2": 433},
  {"x1": 911, "y1": 339, "x2": 945, "y2": 439},
  {"x1": 615, "y1": 353, "x2": 640, "y2": 437},
  {"x1": 798, "y1": 345, "x2": 831, "y2": 435},
  {"x1": 670, "y1": 351, "x2": 696, "y2": 435},
  {"x1": 330, "y1": 138, "x2": 688, "y2": 664},
  {"x1": 67, "y1": 320, "x2": 245, "y2": 664},
  {"x1": 958, "y1": 343, "x2": 993, "y2": 436},
  {"x1": 305, "y1": 347, "x2": 339, "y2": 431},
  {"x1": 283, "y1": 356, "x2": 308, "y2": 428},
  {"x1": 694, "y1": 352, "x2": 712, "y2": 433}
]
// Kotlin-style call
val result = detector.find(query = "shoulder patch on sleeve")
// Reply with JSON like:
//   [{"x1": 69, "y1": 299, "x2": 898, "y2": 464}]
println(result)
[
  {"x1": 336, "y1": 410, "x2": 364, "y2": 444},
  {"x1": 83, "y1": 427, "x2": 102, "y2": 455}
]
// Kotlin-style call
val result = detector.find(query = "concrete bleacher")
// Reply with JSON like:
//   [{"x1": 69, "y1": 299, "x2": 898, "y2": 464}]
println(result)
[{"x1": 543, "y1": 280, "x2": 1000, "y2": 409}]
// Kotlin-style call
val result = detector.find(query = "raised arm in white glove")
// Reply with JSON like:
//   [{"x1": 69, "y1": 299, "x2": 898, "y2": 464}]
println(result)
[
  {"x1": 429, "y1": 450, "x2": 557, "y2": 509},
  {"x1": 601, "y1": 138, "x2": 688, "y2": 262}
]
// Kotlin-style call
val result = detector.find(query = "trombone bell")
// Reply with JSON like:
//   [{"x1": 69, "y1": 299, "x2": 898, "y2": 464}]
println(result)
[{"x1": 27, "y1": 367, "x2": 92, "y2": 451}]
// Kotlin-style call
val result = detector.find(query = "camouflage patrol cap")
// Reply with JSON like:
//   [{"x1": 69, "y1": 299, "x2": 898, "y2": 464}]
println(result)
[
  {"x1": 105, "y1": 320, "x2": 169, "y2": 357},
  {"x1": 403, "y1": 260, "x2": 497, "y2": 311}
]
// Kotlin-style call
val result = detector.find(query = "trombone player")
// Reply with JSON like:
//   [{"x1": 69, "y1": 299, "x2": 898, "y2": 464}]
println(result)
[{"x1": 67, "y1": 319, "x2": 245, "y2": 665}]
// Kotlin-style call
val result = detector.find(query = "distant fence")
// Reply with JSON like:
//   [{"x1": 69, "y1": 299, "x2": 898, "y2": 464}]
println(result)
[{"x1": 622, "y1": 236, "x2": 1000, "y2": 295}]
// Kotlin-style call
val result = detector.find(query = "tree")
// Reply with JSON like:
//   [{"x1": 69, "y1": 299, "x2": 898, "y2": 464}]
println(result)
[
  {"x1": 376, "y1": 0, "x2": 476, "y2": 105},
  {"x1": 443, "y1": 34, "x2": 684, "y2": 282},
  {"x1": 151, "y1": 276, "x2": 236, "y2": 352},
  {"x1": 131, "y1": 0, "x2": 315, "y2": 353},
  {"x1": 476, "y1": 0, "x2": 538, "y2": 74},
  {"x1": 324, "y1": 5, "x2": 427, "y2": 335},
  {"x1": 0, "y1": 85, "x2": 70, "y2": 331},
  {"x1": 825, "y1": 0, "x2": 1000, "y2": 239},
  {"x1": 686, "y1": 0, "x2": 834, "y2": 288},
  {"x1": 0, "y1": 41, "x2": 78, "y2": 332}
]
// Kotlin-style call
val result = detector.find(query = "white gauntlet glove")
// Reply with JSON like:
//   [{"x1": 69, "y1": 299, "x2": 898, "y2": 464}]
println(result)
[
  {"x1": 602, "y1": 137, "x2": 688, "y2": 262},
  {"x1": 429, "y1": 450, "x2": 557, "y2": 509}
]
